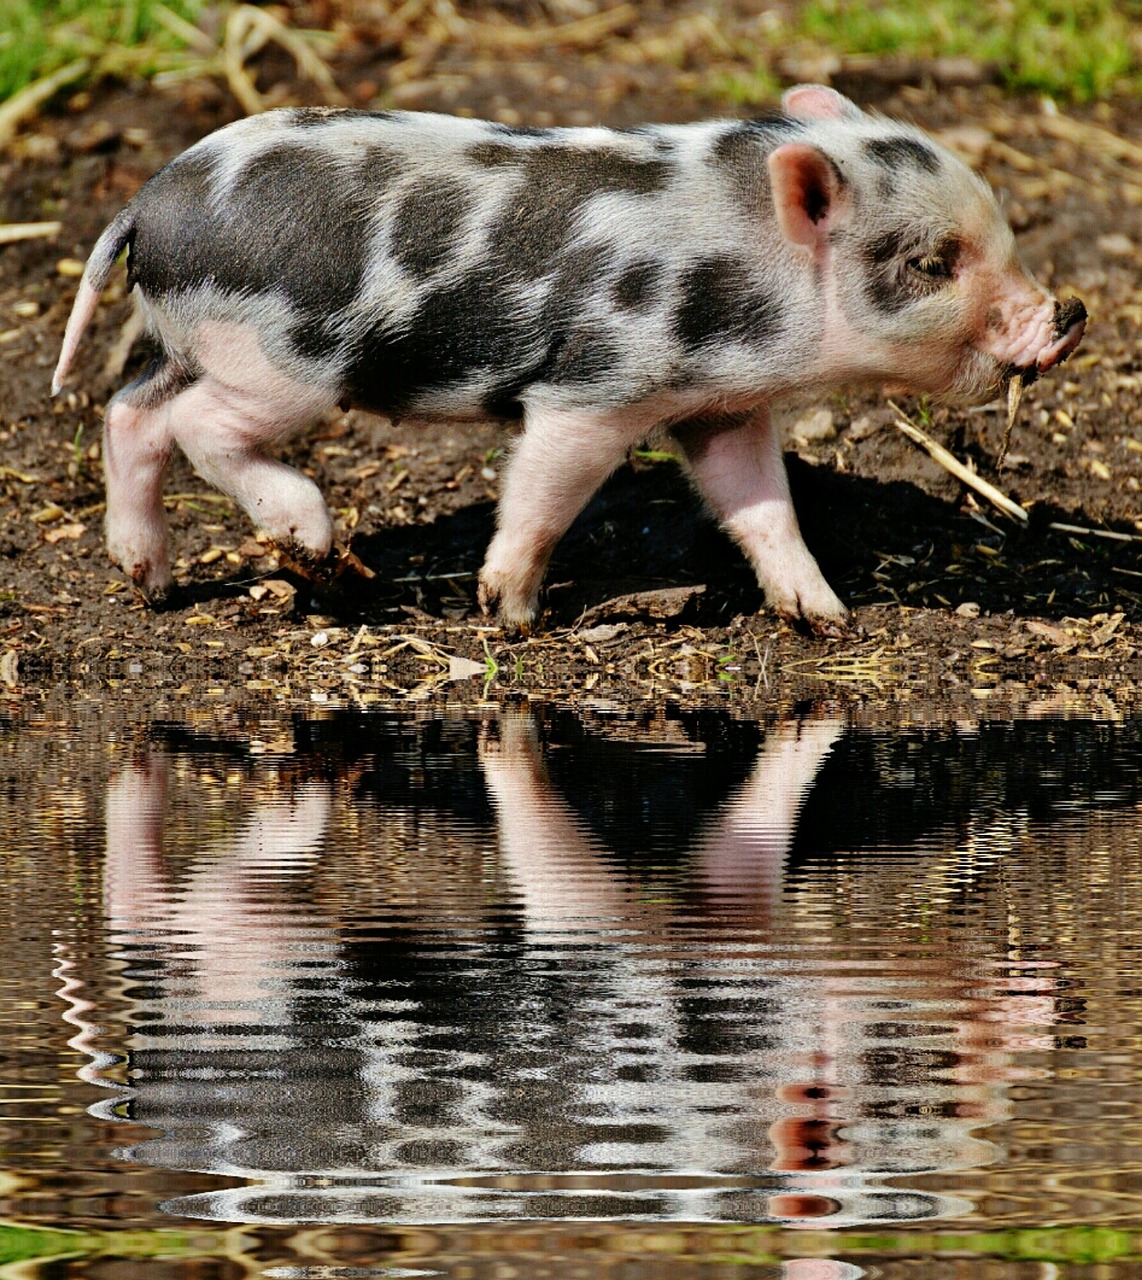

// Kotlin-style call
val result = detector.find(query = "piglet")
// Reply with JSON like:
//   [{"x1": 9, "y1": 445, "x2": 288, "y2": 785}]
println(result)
[{"x1": 53, "y1": 85, "x2": 1085, "y2": 631}]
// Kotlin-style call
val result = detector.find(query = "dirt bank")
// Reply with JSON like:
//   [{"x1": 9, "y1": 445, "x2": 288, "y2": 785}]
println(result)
[{"x1": 1, "y1": 7, "x2": 1140, "y2": 706}]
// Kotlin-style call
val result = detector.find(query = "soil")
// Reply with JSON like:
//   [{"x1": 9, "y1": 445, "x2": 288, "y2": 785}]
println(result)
[{"x1": 1, "y1": 2, "x2": 1140, "y2": 710}]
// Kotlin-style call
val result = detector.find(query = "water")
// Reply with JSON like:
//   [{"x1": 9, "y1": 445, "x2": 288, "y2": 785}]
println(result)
[{"x1": 4, "y1": 700, "x2": 1142, "y2": 1277}]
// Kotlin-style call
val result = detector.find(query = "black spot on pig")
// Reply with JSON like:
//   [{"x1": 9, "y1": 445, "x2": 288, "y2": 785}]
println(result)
[
  {"x1": 472, "y1": 142, "x2": 673, "y2": 278},
  {"x1": 360, "y1": 146, "x2": 403, "y2": 189},
  {"x1": 859, "y1": 227, "x2": 928, "y2": 315},
  {"x1": 865, "y1": 227, "x2": 909, "y2": 265},
  {"x1": 289, "y1": 107, "x2": 395, "y2": 128},
  {"x1": 711, "y1": 117, "x2": 805, "y2": 215},
  {"x1": 864, "y1": 271, "x2": 908, "y2": 316},
  {"x1": 543, "y1": 241, "x2": 614, "y2": 321},
  {"x1": 390, "y1": 176, "x2": 473, "y2": 276},
  {"x1": 865, "y1": 137, "x2": 940, "y2": 174},
  {"x1": 673, "y1": 256, "x2": 782, "y2": 350},
  {"x1": 542, "y1": 324, "x2": 623, "y2": 387},
  {"x1": 467, "y1": 140, "x2": 523, "y2": 168},
  {"x1": 345, "y1": 266, "x2": 536, "y2": 413},
  {"x1": 482, "y1": 324, "x2": 625, "y2": 417},
  {"x1": 488, "y1": 122, "x2": 547, "y2": 137},
  {"x1": 125, "y1": 150, "x2": 217, "y2": 291},
  {"x1": 477, "y1": 244, "x2": 623, "y2": 415},
  {"x1": 612, "y1": 259, "x2": 663, "y2": 311},
  {"x1": 129, "y1": 143, "x2": 374, "y2": 344},
  {"x1": 711, "y1": 114, "x2": 802, "y2": 167}
]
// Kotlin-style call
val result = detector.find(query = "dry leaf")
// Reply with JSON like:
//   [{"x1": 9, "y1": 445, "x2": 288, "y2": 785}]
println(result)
[{"x1": 43, "y1": 522, "x2": 86, "y2": 542}]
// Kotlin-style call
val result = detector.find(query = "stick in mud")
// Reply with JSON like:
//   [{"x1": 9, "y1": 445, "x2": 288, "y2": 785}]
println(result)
[
  {"x1": 888, "y1": 401, "x2": 1029, "y2": 525},
  {"x1": 997, "y1": 375, "x2": 1025, "y2": 470}
]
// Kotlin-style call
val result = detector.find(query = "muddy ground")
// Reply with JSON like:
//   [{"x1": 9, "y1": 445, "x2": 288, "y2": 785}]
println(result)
[{"x1": 0, "y1": 1, "x2": 1140, "y2": 710}]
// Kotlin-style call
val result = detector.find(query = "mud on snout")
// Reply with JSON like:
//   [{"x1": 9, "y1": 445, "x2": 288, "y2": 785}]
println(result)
[{"x1": 947, "y1": 295, "x2": 1088, "y2": 406}]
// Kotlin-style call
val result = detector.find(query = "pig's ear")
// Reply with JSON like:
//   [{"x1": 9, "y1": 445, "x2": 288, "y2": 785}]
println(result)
[
  {"x1": 768, "y1": 143, "x2": 849, "y2": 253},
  {"x1": 781, "y1": 84, "x2": 862, "y2": 122}
]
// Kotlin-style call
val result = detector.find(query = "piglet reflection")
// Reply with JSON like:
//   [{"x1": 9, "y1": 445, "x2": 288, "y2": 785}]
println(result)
[
  {"x1": 104, "y1": 752, "x2": 333, "y2": 1021},
  {"x1": 76, "y1": 713, "x2": 1060, "y2": 1227}
]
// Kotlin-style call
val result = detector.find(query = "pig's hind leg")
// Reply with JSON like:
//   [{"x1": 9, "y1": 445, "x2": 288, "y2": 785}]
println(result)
[
  {"x1": 165, "y1": 377, "x2": 336, "y2": 571},
  {"x1": 676, "y1": 408, "x2": 849, "y2": 635},
  {"x1": 102, "y1": 362, "x2": 183, "y2": 602},
  {"x1": 479, "y1": 403, "x2": 642, "y2": 628}
]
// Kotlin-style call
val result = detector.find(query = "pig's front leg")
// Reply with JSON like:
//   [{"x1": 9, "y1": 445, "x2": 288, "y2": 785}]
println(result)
[
  {"x1": 479, "y1": 404, "x2": 640, "y2": 628},
  {"x1": 676, "y1": 408, "x2": 848, "y2": 635}
]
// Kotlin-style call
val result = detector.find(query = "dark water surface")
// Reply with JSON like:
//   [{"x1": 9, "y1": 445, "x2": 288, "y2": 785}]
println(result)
[{"x1": 4, "y1": 702, "x2": 1142, "y2": 1277}]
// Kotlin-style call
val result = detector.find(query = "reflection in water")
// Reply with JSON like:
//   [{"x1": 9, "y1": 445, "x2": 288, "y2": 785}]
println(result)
[{"x1": 63, "y1": 711, "x2": 1069, "y2": 1228}]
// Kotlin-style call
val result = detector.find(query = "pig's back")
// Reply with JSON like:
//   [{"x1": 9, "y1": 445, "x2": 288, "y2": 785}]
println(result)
[{"x1": 125, "y1": 109, "x2": 806, "y2": 419}]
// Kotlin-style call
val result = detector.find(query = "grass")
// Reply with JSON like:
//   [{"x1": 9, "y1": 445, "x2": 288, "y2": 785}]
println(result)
[
  {"x1": 0, "y1": 0, "x2": 1137, "y2": 117},
  {"x1": 0, "y1": 0, "x2": 202, "y2": 102},
  {"x1": 790, "y1": 0, "x2": 1140, "y2": 101},
  {"x1": 2, "y1": 1220, "x2": 1141, "y2": 1269}
]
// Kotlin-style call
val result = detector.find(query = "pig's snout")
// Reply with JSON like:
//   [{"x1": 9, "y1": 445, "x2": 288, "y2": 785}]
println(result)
[
  {"x1": 1037, "y1": 296, "x2": 1087, "y2": 371},
  {"x1": 996, "y1": 294, "x2": 1086, "y2": 391}
]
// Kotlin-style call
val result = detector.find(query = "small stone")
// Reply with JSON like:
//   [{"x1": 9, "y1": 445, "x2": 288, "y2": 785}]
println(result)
[
  {"x1": 955, "y1": 601, "x2": 981, "y2": 617},
  {"x1": 789, "y1": 407, "x2": 836, "y2": 444},
  {"x1": 1096, "y1": 233, "x2": 1135, "y2": 257}
]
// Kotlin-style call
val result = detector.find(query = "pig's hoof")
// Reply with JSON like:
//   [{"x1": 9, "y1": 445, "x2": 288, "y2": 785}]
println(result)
[
  {"x1": 117, "y1": 557, "x2": 175, "y2": 609},
  {"x1": 274, "y1": 540, "x2": 339, "y2": 584},
  {"x1": 775, "y1": 603, "x2": 854, "y2": 639},
  {"x1": 133, "y1": 581, "x2": 178, "y2": 610},
  {"x1": 477, "y1": 577, "x2": 537, "y2": 636},
  {"x1": 807, "y1": 613, "x2": 856, "y2": 640}
]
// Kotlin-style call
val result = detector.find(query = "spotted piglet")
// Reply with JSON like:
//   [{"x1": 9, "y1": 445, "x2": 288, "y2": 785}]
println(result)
[{"x1": 53, "y1": 85, "x2": 1085, "y2": 631}]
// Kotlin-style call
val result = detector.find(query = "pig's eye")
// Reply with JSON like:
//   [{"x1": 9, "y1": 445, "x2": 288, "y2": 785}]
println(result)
[
  {"x1": 906, "y1": 241, "x2": 960, "y2": 282},
  {"x1": 908, "y1": 253, "x2": 953, "y2": 279}
]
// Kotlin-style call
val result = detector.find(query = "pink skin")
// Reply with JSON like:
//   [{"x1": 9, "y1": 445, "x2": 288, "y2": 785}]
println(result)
[
  {"x1": 481, "y1": 399, "x2": 847, "y2": 634},
  {"x1": 478, "y1": 402, "x2": 649, "y2": 626},
  {"x1": 676, "y1": 410, "x2": 847, "y2": 633},
  {"x1": 103, "y1": 397, "x2": 176, "y2": 598},
  {"x1": 982, "y1": 284, "x2": 1086, "y2": 374},
  {"x1": 106, "y1": 322, "x2": 337, "y2": 599}
]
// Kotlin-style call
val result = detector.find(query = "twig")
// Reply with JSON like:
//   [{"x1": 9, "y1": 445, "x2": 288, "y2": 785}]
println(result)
[
  {"x1": 459, "y1": 3, "x2": 637, "y2": 50},
  {"x1": 1036, "y1": 113, "x2": 1142, "y2": 169},
  {"x1": 1049, "y1": 521, "x2": 1142, "y2": 544},
  {"x1": 888, "y1": 402, "x2": 1028, "y2": 525},
  {"x1": 0, "y1": 59, "x2": 90, "y2": 149},
  {"x1": 217, "y1": 5, "x2": 345, "y2": 115},
  {"x1": 0, "y1": 221, "x2": 62, "y2": 245},
  {"x1": 103, "y1": 303, "x2": 146, "y2": 382}
]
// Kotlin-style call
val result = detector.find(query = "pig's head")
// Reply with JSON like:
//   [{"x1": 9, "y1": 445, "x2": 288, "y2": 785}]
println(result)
[{"x1": 768, "y1": 85, "x2": 1086, "y2": 404}]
